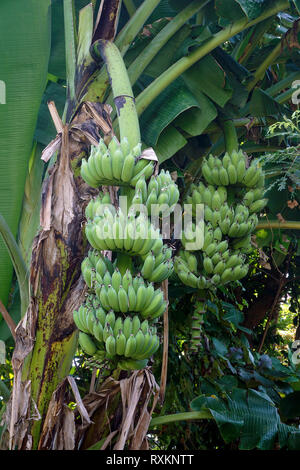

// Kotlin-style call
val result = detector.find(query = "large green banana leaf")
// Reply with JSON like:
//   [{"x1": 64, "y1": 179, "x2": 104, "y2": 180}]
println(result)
[
  {"x1": 190, "y1": 388, "x2": 300, "y2": 450},
  {"x1": 0, "y1": 1, "x2": 51, "y2": 308}
]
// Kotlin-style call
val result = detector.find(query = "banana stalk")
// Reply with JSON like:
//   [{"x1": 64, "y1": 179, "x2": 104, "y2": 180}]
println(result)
[
  {"x1": 174, "y1": 118, "x2": 267, "y2": 354},
  {"x1": 92, "y1": 39, "x2": 141, "y2": 148},
  {"x1": 220, "y1": 120, "x2": 239, "y2": 154},
  {"x1": 135, "y1": 0, "x2": 289, "y2": 117},
  {"x1": 75, "y1": 40, "x2": 177, "y2": 378},
  {"x1": 84, "y1": 0, "x2": 161, "y2": 104}
]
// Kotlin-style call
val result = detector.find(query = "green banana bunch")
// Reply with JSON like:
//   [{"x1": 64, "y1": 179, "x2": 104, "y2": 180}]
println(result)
[
  {"x1": 78, "y1": 332, "x2": 99, "y2": 356},
  {"x1": 75, "y1": 301, "x2": 160, "y2": 367},
  {"x1": 140, "y1": 245, "x2": 173, "y2": 282},
  {"x1": 181, "y1": 221, "x2": 204, "y2": 251},
  {"x1": 186, "y1": 182, "x2": 227, "y2": 217},
  {"x1": 190, "y1": 298, "x2": 205, "y2": 353},
  {"x1": 76, "y1": 44, "x2": 267, "y2": 364},
  {"x1": 130, "y1": 170, "x2": 180, "y2": 217},
  {"x1": 76, "y1": 42, "x2": 174, "y2": 371},
  {"x1": 77, "y1": 142, "x2": 172, "y2": 370},
  {"x1": 81, "y1": 257, "x2": 96, "y2": 288},
  {"x1": 85, "y1": 192, "x2": 113, "y2": 220},
  {"x1": 94, "y1": 272, "x2": 166, "y2": 319},
  {"x1": 201, "y1": 149, "x2": 265, "y2": 189},
  {"x1": 175, "y1": 147, "x2": 267, "y2": 299},
  {"x1": 81, "y1": 250, "x2": 115, "y2": 288},
  {"x1": 174, "y1": 254, "x2": 208, "y2": 290},
  {"x1": 85, "y1": 209, "x2": 164, "y2": 257},
  {"x1": 81, "y1": 137, "x2": 155, "y2": 188}
]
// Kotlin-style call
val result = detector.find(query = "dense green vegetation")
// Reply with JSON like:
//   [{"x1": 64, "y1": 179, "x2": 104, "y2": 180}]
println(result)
[{"x1": 0, "y1": 0, "x2": 299, "y2": 451}]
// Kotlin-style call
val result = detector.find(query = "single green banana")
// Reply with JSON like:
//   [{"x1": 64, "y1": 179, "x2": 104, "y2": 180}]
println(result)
[{"x1": 79, "y1": 332, "x2": 97, "y2": 356}]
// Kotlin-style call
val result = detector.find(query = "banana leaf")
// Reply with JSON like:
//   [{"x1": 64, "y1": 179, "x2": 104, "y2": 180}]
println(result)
[
  {"x1": 191, "y1": 388, "x2": 300, "y2": 450},
  {"x1": 215, "y1": 0, "x2": 276, "y2": 24},
  {"x1": 0, "y1": 0, "x2": 51, "y2": 310},
  {"x1": 48, "y1": 0, "x2": 94, "y2": 79}
]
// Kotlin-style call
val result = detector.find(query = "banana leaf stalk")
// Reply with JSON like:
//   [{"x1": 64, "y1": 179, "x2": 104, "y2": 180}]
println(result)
[
  {"x1": 149, "y1": 410, "x2": 212, "y2": 428},
  {"x1": 246, "y1": 20, "x2": 300, "y2": 92},
  {"x1": 135, "y1": 0, "x2": 289, "y2": 117}
]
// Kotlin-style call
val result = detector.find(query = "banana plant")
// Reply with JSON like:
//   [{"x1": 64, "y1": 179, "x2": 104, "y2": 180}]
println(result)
[
  {"x1": 1, "y1": 0, "x2": 297, "y2": 339},
  {"x1": 1, "y1": 0, "x2": 299, "y2": 451}
]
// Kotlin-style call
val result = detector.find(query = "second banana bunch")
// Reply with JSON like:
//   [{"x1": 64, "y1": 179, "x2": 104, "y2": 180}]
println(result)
[
  {"x1": 175, "y1": 148, "x2": 267, "y2": 290},
  {"x1": 174, "y1": 149, "x2": 267, "y2": 352},
  {"x1": 75, "y1": 137, "x2": 178, "y2": 371}
]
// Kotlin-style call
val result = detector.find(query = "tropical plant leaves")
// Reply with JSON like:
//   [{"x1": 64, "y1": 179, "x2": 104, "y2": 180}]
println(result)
[
  {"x1": 183, "y1": 55, "x2": 233, "y2": 108},
  {"x1": 133, "y1": 0, "x2": 178, "y2": 21},
  {"x1": 279, "y1": 391, "x2": 300, "y2": 419},
  {"x1": 191, "y1": 388, "x2": 300, "y2": 450},
  {"x1": 0, "y1": 0, "x2": 51, "y2": 309},
  {"x1": 142, "y1": 24, "x2": 192, "y2": 78},
  {"x1": 215, "y1": 0, "x2": 274, "y2": 22},
  {"x1": 292, "y1": 0, "x2": 300, "y2": 15},
  {"x1": 215, "y1": 0, "x2": 246, "y2": 22},
  {"x1": 173, "y1": 96, "x2": 217, "y2": 137},
  {"x1": 222, "y1": 304, "x2": 244, "y2": 327},
  {"x1": 236, "y1": 0, "x2": 274, "y2": 20},
  {"x1": 212, "y1": 337, "x2": 228, "y2": 357},
  {"x1": 154, "y1": 125, "x2": 187, "y2": 163},
  {"x1": 48, "y1": 0, "x2": 93, "y2": 79},
  {"x1": 249, "y1": 88, "x2": 285, "y2": 117},
  {"x1": 140, "y1": 76, "x2": 200, "y2": 146}
]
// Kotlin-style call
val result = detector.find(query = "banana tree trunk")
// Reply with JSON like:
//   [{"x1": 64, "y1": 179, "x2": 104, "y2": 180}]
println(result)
[
  {"x1": 3, "y1": 0, "x2": 126, "y2": 449},
  {"x1": 8, "y1": 103, "x2": 112, "y2": 450}
]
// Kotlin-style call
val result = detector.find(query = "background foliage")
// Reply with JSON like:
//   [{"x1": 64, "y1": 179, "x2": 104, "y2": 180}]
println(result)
[{"x1": 0, "y1": 0, "x2": 300, "y2": 450}]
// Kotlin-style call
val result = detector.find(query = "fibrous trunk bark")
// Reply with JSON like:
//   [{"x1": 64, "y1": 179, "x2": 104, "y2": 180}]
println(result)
[{"x1": 7, "y1": 102, "x2": 113, "y2": 450}]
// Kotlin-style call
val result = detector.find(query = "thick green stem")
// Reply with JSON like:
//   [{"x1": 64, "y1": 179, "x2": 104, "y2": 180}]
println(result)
[
  {"x1": 220, "y1": 120, "x2": 239, "y2": 154},
  {"x1": 247, "y1": 21, "x2": 300, "y2": 92},
  {"x1": 135, "y1": 0, "x2": 289, "y2": 117},
  {"x1": 63, "y1": 0, "x2": 77, "y2": 106},
  {"x1": 256, "y1": 220, "x2": 300, "y2": 230},
  {"x1": 149, "y1": 410, "x2": 212, "y2": 428},
  {"x1": 92, "y1": 40, "x2": 141, "y2": 148},
  {"x1": 84, "y1": 0, "x2": 161, "y2": 104},
  {"x1": 0, "y1": 213, "x2": 29, "y2": 318},
  {"x1": 28, "y1": 329, "x2": 78, "y2": 446},
  {"x1": 116, "y1": 252, "x2": 133, "y2": 276},
  {"x1": 123, "y1": 0, "x2": 136, "y2": 17},
  {"x1": 115, "y1": 0, "x2": 161, "y2": 56},
  {"x1": 107, "y1": 0, "x2": 209, "y2": 116},
  {"x1": 127, "y1": 0, "x2": 210, "y2": 87},
  {"x1": 266, "y1": 71, "x2": 300, "y2": 97}
]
